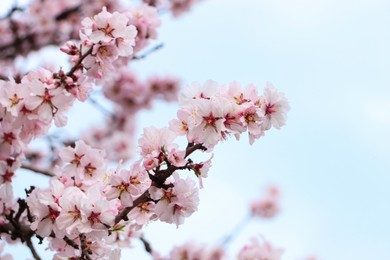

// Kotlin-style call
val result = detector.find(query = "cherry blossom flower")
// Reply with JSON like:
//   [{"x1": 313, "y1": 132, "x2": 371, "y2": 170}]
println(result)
[
  {"x1": 56, "y1": 187, "x2": 91, "y2": 237},
  {"x1": 260, "y1": 83, "x2": 290, "y2": 131},
  {"x1": 127, "y1": 201, "x2": 157, "y2": 225},
  {"x1": 126, "y1": 4, "x2": 161, "y2": 52},
  {"x1": 237, "y1": 237, "x2": 284, "y2": 260},
  {"x1": 150, "y1": 173, "x2": 199, "y2": 227},
  {"x1": 22, "y1": 69, "x2": 74, "y2": 126},
  {"x1": 251, "y1": 186, "x2": 281, "y2": 219},
  {"x1": 105, "y1": 163, "x2": 151, "y2": 207},
  {"x1": 80, "y1": 7, "x2": 137, "y2": 56}
]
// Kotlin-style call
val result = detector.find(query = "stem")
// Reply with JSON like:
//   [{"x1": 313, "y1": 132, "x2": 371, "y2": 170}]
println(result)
[
  {"x1": 219, "y1": 214, "x2": 252, "y2": 247},
  {"x1": 79, "y1": 234, "x2": 92, "y2": 260},
  {"x1": 64, "y1": 236, "x2": 79, "y2": 249},
  {"x1": 88, "y1": 96, "x2": 115, "y2": 118},
  {"x1": 114, "y1": 193, "x2": 150, "y2": 224},
  {"x1": 133, "y1": 43, "x2": 164, "y2": 60},
  {"x1": 21, "y1": 164, "x2": 54, "y2": 177},
  {"x1": 67, "y1": 47, "x2": 93, "y2": 76},
  {"x1": 140, "y1": 236, "x2": 153, "y2": 255},
  {"x1": 185, "y1": 143, "x2": 206, "y2": 158},
  {"x1": 0, "y1": 5, "x2": 24, "y2": 20},
  {"x1": 26, "y1": 237, "x2": 41, "y2": 260}
]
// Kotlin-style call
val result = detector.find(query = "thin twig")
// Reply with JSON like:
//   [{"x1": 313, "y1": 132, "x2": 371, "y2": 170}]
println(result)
[
  {"x1": 21, "y1": 164, "x2": 55, "y2": 177},
  {"x1": 140, "y1": 236, "x2": 153, "y2": 255},
  {"x1": 0, "y1": 5, "x2": 24, "y2": 20},
  {"x1": 219, "y1": 214, "x2": 252, "y2": 247},
  {"x1": 79, "y1": 234, "x2": 92, "y2": 260},
  {"x1": 133, "y1": 43, "x2": 164, "y2": 60},
  {"x1": 88, "y1": 96, "x2": 115, "y2": 118},
  {"x1": 26, "y1": 237, "x2": 41, "y2": 260},
  {"x1": 67, "y1": 47, "x2": 93, "y2": 76},
  {"x1": 64, "y1": 236, "x2": 79, "y2": 249},
  {"x1": 114, "y1": 193, "x2": 151, "y2": 224}
]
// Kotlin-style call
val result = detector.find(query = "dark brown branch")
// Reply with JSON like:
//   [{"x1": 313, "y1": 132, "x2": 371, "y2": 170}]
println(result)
[
  {"x1": 0, "y1": 218, "x2": 41, "y2": 259},
  {"x1": 15, "y1": 199, "x2": 28, "y2": 222},
  {"x1": 79, "y1": 233, "x2": 92, "y2": 260},
  {"x1": 64, "y1": 236, "x2": 79, "y2": 249},
  {"x1": 140, "y1": 236, "x2": 153, "y2": 255},
  {"x1": 55, "y1": 5, "x2": 81, "y2": 21},
  {"x1": 67, "y1": 47, "x2": 93, "y2": 76},
  {"x1": 21, "y1": 164, "x2": 55, "y2": 177},
  {"x1": 114, "y1": 193, "x2": 151, "y2": 224},
  {"x1": 0, "y1": 5, "x2": 24, "y2": 20},
  {"x1": 185, "y1": 143, "x2": 207, "y2": 158},
  {"x1": 26, "y1": 236, "x2": 41, "y2": 260}
]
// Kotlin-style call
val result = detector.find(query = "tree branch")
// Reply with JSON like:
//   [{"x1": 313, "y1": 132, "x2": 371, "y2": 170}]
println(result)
[
  {"x1": 67, "y1": 47, "x2": 93, "y2": 76},
  {"x1": 21, "y1": 164, "x2": 55, "y2": 177},
  {"x1": 79, "y1": 233, "x2": 92, "y2": 260},
  {"x1": 26, "y1": 236, "x2": 41, "y2": 260},
  {"x1": 114, "y1": 192, "x2": 151, "y2": 224},
  {"x1": 140, "y1": 236, "x2": 153, "y2": 255},
  {"x1": 133, "y1": 43, "x2": 164, "y2": 60},
  {"x1": 114, "y1": 142, "x2": 206, "y2": 224}
]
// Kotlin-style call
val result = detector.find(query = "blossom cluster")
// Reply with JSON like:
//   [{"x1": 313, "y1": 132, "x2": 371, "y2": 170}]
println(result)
[
  {"x1": 81, "y1": 69, "x2": 180, "y2": 162},
  {"x1": 0, "y1": 0, "x2": 123, "y2": 61},
  {"x1": 251, "y1": 185, "x2": 281, "y2": 219},
  {"x1": 237, "y1": 237, "x2": 284, "y2": 260},
  {"x1": 20, "y1": 80, "x2": 288, "y2": 258},
  {"x1": 0, "y1": 0, "x2": 194, "y2": 63},
  {"x1": 143, "y1": 0, "x2": 201, "y2": 17},
  {"x1": 0, "y1": 1, "x2": 291, "y2": 259},
  {"x1": 0, "y1": 5, "x2": 148, "y2": 213},
  {"x1": 171, "y1": 80, "x2": 290, "y2": 149}
]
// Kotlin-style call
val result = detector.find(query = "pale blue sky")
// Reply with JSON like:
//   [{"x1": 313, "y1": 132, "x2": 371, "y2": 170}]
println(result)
[{"x1": 2, "y1": 0, "x2": 390, "y2": 259}]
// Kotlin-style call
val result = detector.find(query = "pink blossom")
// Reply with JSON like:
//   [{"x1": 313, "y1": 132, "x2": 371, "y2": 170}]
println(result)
[
  {"x1": 27, "y1": 187, "x2": 63, "y2": 237},
  {"x1": 81, "y1": 7, "x2": 137, "y2": 57},
  {"x1": 169, "y1": 0, "x2": 199, "y2": 17},
  {"x1": 237, "y1": 237, "x2": 284, "y2": 260},
  {"x1": 59, "y1": 140, "x2": 106, "y2": 187},
  {"x1": 150, "y1": 173, "x2": 199, "y2": 227},
  {"x1": 22, "y1": 69, "x2": 74, "y2": 126},
  {"x1": 187, "y1": 99, "x2": 226, "y2": 148},
  {"x1": 127, "y1": 201, "x2": 157, "y2": 225},
  {"x1": 139, "y1": 127, "x2": 177, "y2": 160},
  {"x1": 56, "y1": 187, "x2": 91, "y2": 238},
  {"x1": 0, "y1": 80, "x2": 28, "y2": 117},
  {"x1": 126, "y1": 4, "x2": 161, "y2": 52},
  {"x1": 251, "y1": 186, "x2": 281, "y2": 219},
  {"x1": 260, "y1": 83, "x2": 290, "y2": 131},
  {"x1": 80, "y1": 186, "x2": 118, "y2": 232}
]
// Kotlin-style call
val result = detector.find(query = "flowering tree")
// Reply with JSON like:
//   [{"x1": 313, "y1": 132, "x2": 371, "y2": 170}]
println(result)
[{"x1": 0, "y1": 0, "x2": 290, "y2": 259}]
